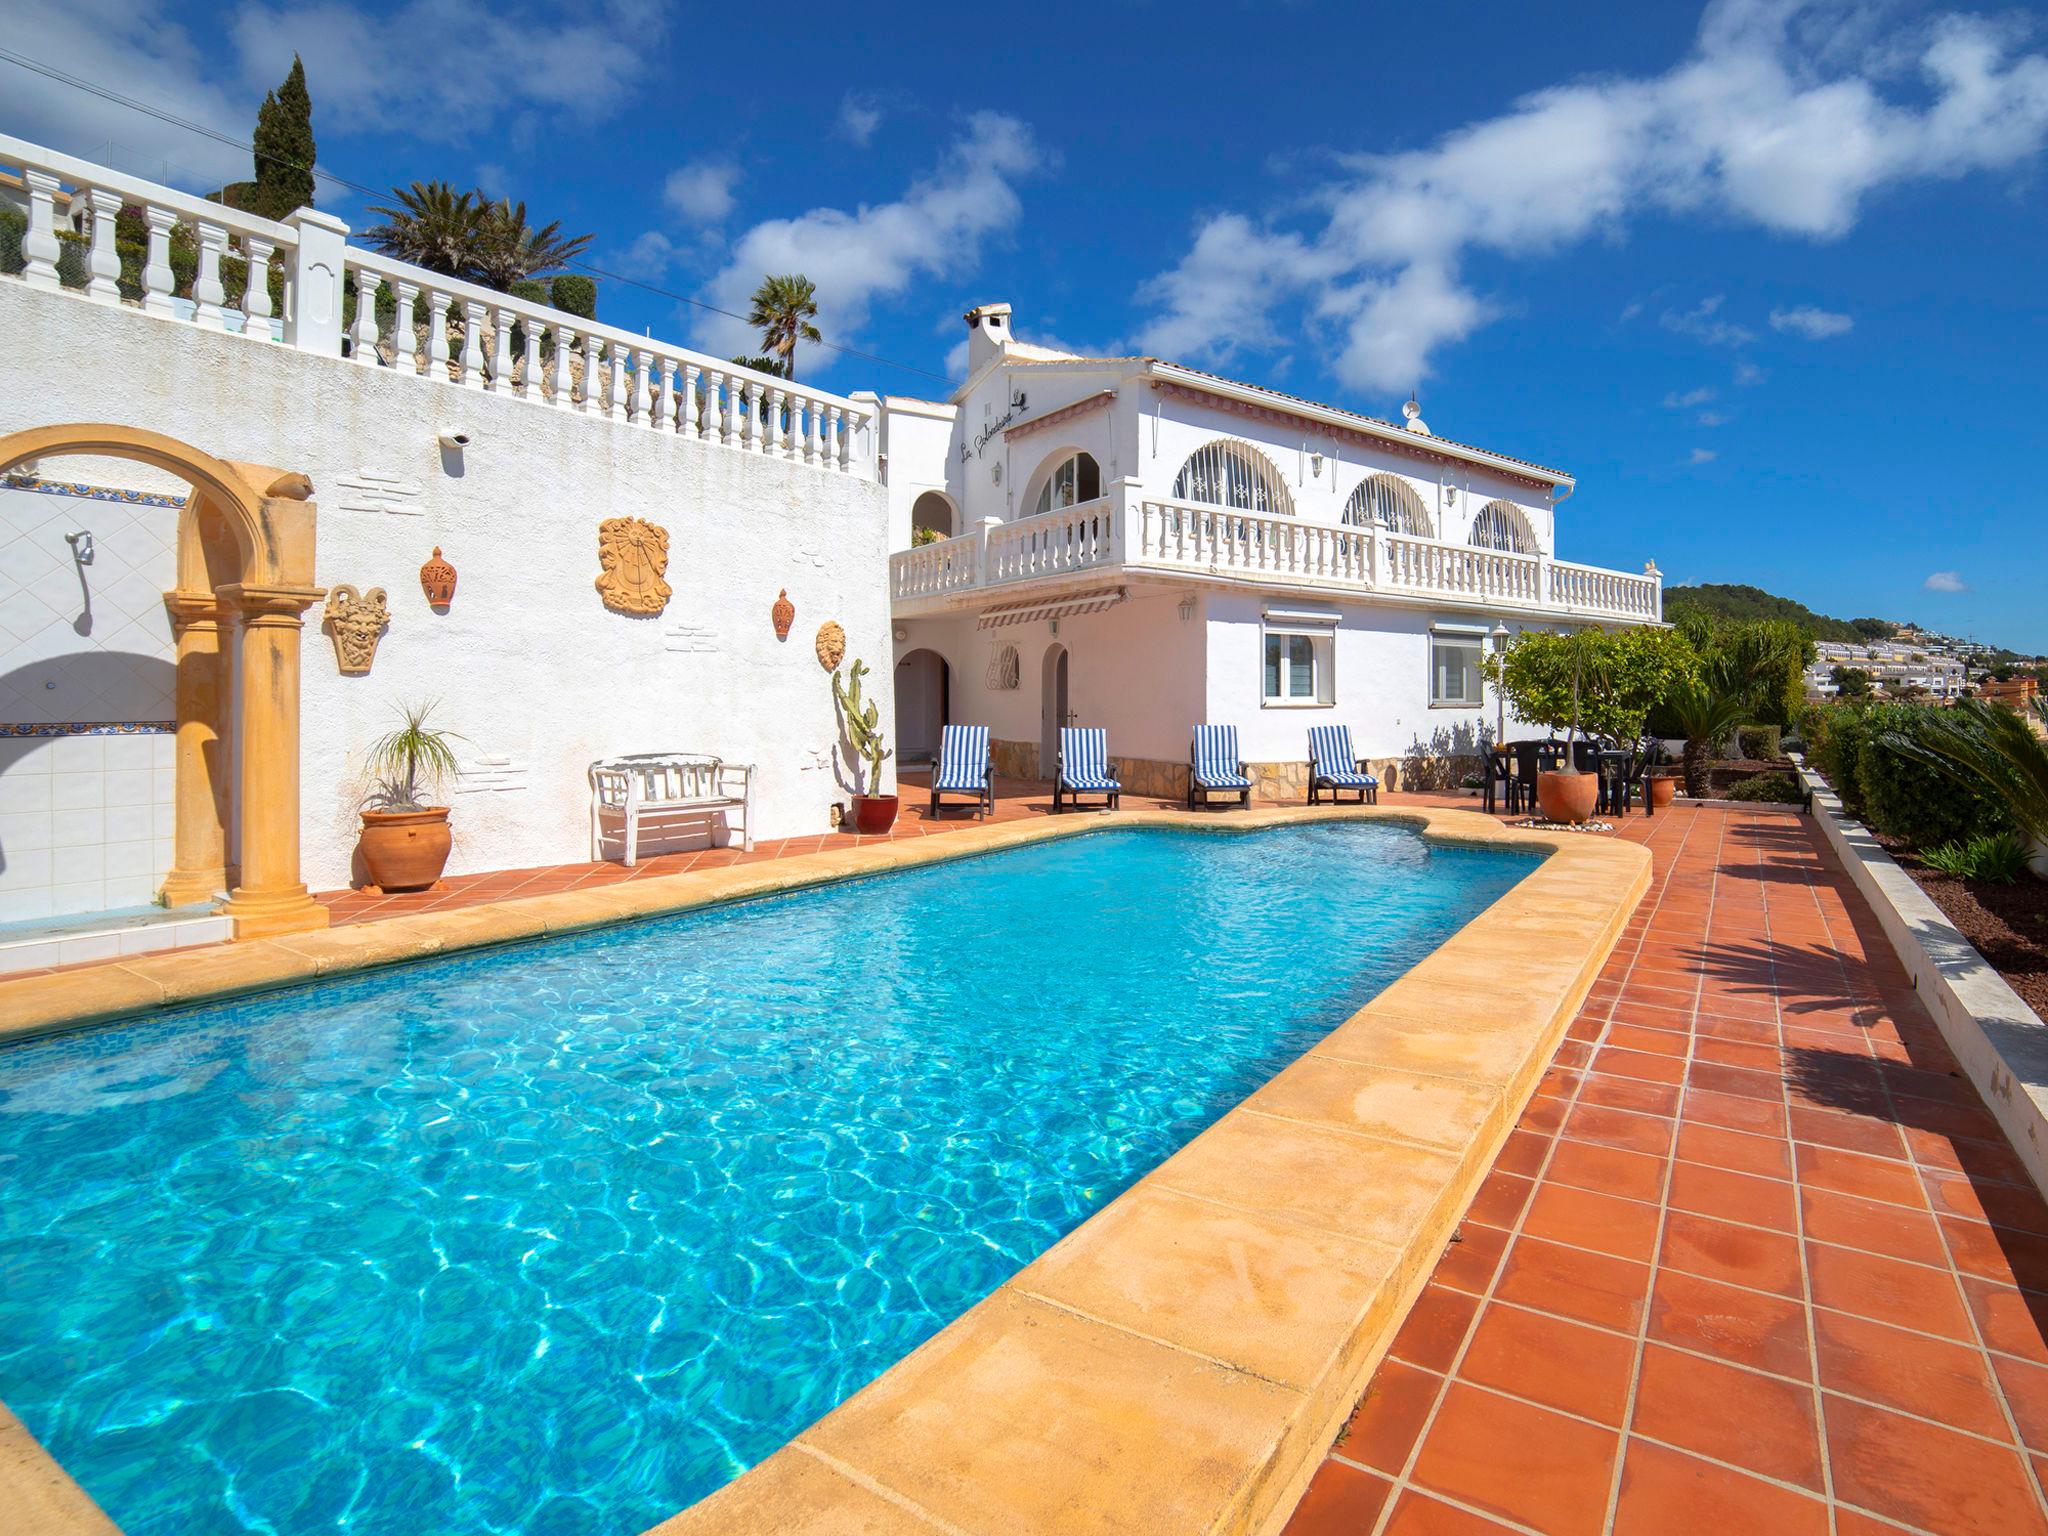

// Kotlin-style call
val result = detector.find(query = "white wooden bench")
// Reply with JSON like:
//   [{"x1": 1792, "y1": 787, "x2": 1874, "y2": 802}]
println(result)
[{"x1": 588, "y1": 754, "x2": 755, "y2": 864}]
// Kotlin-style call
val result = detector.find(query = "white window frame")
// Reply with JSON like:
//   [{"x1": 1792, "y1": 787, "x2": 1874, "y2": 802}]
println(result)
[
  {"x1": 1262, "y1": 609, "x2": 1337, "y2": 708},
  {"x1": 1429, "y1": 622, "x2": 1487, "y2": 709}
]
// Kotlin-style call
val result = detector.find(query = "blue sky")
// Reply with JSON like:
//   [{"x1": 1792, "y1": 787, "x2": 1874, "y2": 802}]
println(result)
[{"x1": 11, "y1": 0, "x2": 2048, "y2": 649}]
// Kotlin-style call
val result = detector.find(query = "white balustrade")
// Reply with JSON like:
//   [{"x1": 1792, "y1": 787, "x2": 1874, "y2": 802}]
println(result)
[
  {"x1": 985, "y1": 498, "x2": 1121, "y2": 584},
  {"x1": 0, "y1": 132, "x2": 875, "y2": 478},
  {"x1": 889, "y1": 530, "x2": 983, "y2": 601},
  {"x1": 1134, "y1": 500, "x2": 1374, "y2": 587}
]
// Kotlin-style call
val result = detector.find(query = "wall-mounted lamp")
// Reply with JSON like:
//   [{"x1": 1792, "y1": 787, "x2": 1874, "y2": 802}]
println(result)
[
  {"x1": 64, "y1": 530, "x2": 94, "y2": 564},
  {"x1": 1049, "y1": 617, "x2": 1059, "y2": 637},
  {"x1": 1309, "y1": 452, "x2": 1325, "y2": 478},
  {"x1": 991, "y1": 461, "x2": 1003, "y2": 485},
  {"x1": 1178, "y1": 594, "x2": 1196, "y2": 623}
]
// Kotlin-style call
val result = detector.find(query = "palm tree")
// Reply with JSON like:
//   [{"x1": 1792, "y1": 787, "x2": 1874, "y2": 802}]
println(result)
[
  {"x1": 729, "y1": 353, "x2": 788, "y2": 378},
  {"x1": 1884, "y1": 698, "x2": 2048, "y2": 845},
  {"x1": 748, "y1": 274, "x2": 822, "y2": 382},
  {"x1": 471, "y1": 198, "x2": 594, "y2": 291},
  {"x1": 363, "y1": 181, "x2": 487, "y2": 278},
  {"x1": 1666, "y1": 671, "x2": 1749, "y2": 799}
]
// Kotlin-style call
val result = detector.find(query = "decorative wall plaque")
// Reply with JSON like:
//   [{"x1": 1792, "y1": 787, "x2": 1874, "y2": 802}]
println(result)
[
  {"x1": 324, "y1": 585, "x2": 390, "y2": 675},
  {"x1": 814, "y1": 620, "x2": 846, "y2": 671},
  {"x1": 419, "y1": 546, "x2": 456, "y2": 607},
  {"x1": 985, "y1": 644, "x2": 1020, "y2": 690},
  {"x1": 772, "y1": 588, "x2": 795, "y2": 640},
  {"x1": 594, "y1": 517, "x2": 672, "y2": 615}
]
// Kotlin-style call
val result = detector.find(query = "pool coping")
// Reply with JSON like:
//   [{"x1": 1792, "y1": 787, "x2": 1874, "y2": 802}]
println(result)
[{"x1": 0, "y1": 805, "x2": 1651, "y2": 1536}]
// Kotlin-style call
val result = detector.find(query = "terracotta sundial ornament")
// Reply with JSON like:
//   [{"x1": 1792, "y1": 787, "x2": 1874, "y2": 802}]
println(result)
[
  {"x1": 814, "y1": 620, "x2": 846, "y2": 671},
  {"x1": 595, "y1": 517, "x2": 672, "y2": 615},
  {"x1": 324, "y1": 585, "x2": 390, "y2": 675},
  {"x1": 772, "y1": 588, "x2": 795, "y2": 640},
  {"x1": 419, "y1": 547, "x2": 456, "y2": 608}
]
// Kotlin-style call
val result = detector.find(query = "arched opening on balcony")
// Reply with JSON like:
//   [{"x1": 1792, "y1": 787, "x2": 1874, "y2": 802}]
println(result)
[
  {"x1": 1025, "y1": 449, "x2": 1101, "y2": 516},
  {"x1": 1469, "y1": 499, "x2": 1538, "y2": 554},
  {"x1": 1171, "y1": 439, "x2": 1293, "y2": 514},
  {"x1": 911, "y1": 490, "x2": 956, "y2": 541},
  {"x1": 1342, "y1": 473, "x2": 1433, "y2": 536}
]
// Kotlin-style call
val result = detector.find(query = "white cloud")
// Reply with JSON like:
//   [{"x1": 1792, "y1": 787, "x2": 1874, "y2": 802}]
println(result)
[
  {"x1": 665, "y1": 160, "x2": 741, "y2": 223},
  {"x1": 1770, "y1": 304, "x2": 1855, "y2": 338},
  {"x1": 1137, "y1": 0, "x2": 2048, "y2": 392},
  {"x1": 1663, "y1": 385, "x2": 1717, "y2": 408},
  {"x1": 837, "y1": 92, "x2": 884, "y2": 146},
  {"x1": 694, "y1": 112, "x2": 1043, "y2": 374},
  {"x1": 1734, "y1": 360, "x2": 1768, "y2": 386},
  {"x1": 1661, "y1": 295, "x2": 1756, "y2": 348},
  {"x1": 1924, "y1": 570, "x2": 1969, "y2": 592},
  {"x1": 1688, "y1": 447, "x2": 1718, "y2": 464},
  {"x1": 1696, "y1": 410, "x2": 1730, "y2": 426}
]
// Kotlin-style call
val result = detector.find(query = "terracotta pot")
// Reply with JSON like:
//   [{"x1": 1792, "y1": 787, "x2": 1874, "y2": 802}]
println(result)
[
  {"x1": 1536, "y1": 770, "x2": 1600, "y2": 826},
  {"x1": 772, "y1": 588, "x2": 794, "y2": 640},
  {"x1": 1647, "y1": 773, "x2": 1678, "y2": 811},
  {"x1": 851, "y1": 794, "x2": 899, "y2": 835},
  {"x1": 358, "y1": 807, "x2": 452, "y2": 892}
]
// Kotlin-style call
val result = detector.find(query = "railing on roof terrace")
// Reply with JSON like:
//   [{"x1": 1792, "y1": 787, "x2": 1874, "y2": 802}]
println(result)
[
  {"x1": 1548, "y1": 557, "x2": 1659, "y2": 620},
  {"x1": 1135, "y1": 499, "x2": 1375, "y2": 585},
  {"x1": 1381, "y1": 531, "x2": 1542, "y2": 608},
  {"x1": 0, "y1": 134, "x2": 874, "y2": 477}
]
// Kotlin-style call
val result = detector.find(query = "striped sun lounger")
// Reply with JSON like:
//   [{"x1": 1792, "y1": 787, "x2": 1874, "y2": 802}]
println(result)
[
  {"x1": 929, "y1": 723, "x2": 994, "y2": 818},
  {"x1": 1055, "y1": 727, "x2": 1121, "y2": 812},
  {"x1": 1189, "y1": 724, "x2": 1253, "y2": 809},
  {"x1": 1308, "y1": 724, "x2": 1378, "y2": 805}
]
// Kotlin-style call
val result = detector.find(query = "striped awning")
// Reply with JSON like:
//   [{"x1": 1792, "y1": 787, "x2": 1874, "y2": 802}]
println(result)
[{"x1": 976, "y1": 585, "x2": 1129, "y2": 630}]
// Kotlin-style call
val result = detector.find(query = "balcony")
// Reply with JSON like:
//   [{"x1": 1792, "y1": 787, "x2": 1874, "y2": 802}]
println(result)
[{"x1": 891, "y1": 494, "x2": 1663, "y2": 624}]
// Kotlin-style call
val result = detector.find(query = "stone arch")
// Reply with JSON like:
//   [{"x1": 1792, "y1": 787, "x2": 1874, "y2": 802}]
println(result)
[
  {"x1": 0, "y1": 423, "x2": 327, "y2": 938},
  {"x1": 910, "y1": 490, "x2": 957, "y2": 541},
  {"x1": 1022, "y1": 446, "x2": 1102, "y2": 516},
  {"x1": 1342, "y1": 472, "x2": 1434, "y2": 537},
  {"x1": 1469, "y1": 498, "x2": 1539, "y2": 554},
  {"x1": 1171, "y1": 438, "x2": 1293, "y2": 515}
]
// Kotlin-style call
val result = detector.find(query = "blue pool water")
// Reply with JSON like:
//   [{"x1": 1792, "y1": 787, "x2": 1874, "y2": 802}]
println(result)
[{"x1": 0, "y1": 823, "x2": 1536, "y2": 1536}]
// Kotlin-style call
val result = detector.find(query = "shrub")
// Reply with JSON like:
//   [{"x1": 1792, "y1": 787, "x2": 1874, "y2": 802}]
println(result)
[
  {"x1": 1724, "y1": 773, "x2": 1804, "y2": 804},
  {"x1": 1923, "y1": 832, "x2": 2031, "y2": 884},
  {"x1": 1737, "y1": 724, "x2": 1782, "y2": 761},
  {"x1": 0, "y1": 203, "x2": 24, "y2": 273},
  {"x1": 55, "y1": 229, "x2": 89, "y2": 289},
  {"x1": 550, "y1": 273, "x2": 597, "y2": 319},
  {"x1": 1855, "y1": 705, "x2": 2012, "y2": 849}
]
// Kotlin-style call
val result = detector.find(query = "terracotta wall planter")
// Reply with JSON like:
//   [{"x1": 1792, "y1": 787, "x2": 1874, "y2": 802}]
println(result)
[
  {"x1": 1537, "y1": 770, "x2": 1600, "y2": 826},
  {"x1": 851, "y1": 794, "x2": 899, "y2": 835},
  {"x1": 358, "y1": 807, "x2": 452, "y2": 891}
]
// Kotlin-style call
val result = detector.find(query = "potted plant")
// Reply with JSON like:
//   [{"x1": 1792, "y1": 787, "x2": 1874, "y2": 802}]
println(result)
[
  {"x1": 1535, "y1": 632, "x2": 1601, "y2": 825},
  {"x1": 832, "y1": 658, "x2": 897, "y2": 834},
  {"x1": 357, "y1": 701, "x2": 462, "y2": 891}
]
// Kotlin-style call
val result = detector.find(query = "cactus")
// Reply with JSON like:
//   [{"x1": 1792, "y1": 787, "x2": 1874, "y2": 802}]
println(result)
[{"x1": 833, "y1": 658, "x2": 892, "y2": 795}]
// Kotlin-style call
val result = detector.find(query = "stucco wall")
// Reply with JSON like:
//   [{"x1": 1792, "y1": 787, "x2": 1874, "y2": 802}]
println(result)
[{"x1": 0, "y1": 281, "x2": 893, "y2": 895}]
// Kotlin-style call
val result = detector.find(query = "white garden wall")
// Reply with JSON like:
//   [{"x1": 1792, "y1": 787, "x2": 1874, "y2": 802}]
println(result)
[{"x1": 0, "y1": 281, "x2": 892, "y2": 896}]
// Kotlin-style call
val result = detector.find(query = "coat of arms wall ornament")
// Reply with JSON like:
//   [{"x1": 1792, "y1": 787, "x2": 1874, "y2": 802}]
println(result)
[
  {"x1": 324, "y1": 584, "x2": 390, "y2": 675},
  {"x1": 594, "y1": 517, "x2": 672, "y2": 615},
  {"x1": 985, "y1": 643, "x2": 1020, "y2": 690},
  {"x1": 814, "y1": 620, "x2": 846, "y2": 671}
]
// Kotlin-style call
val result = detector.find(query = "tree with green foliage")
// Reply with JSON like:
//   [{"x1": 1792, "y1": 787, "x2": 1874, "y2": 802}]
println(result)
[
  {"x1": 1832, "y1": 665, "x2": 1873, "y2": 698},
  {"x1": 250, "y1": 56, "x2": 316, "y2": 221},
  {"x1": 1849, "y1": 617, "x2": 1894, "y2": 641},
  {"x1": 748, "y1": 274, "x2": 822, "y2": 383},
  {"x1": 365, "y1": 181, "x2": 487, "y2": 277},
  {"x1": 1662, "y1": 582, "x2": 1868, "y2": 644},
  {"x1": 730, "y1": 353, "x2": 789, "y2": 378},
  {"x1": 1485, "y1": 626, "x2": 1699, "y2": 749},
  {"x1": 469, "y1": 198, "x2": 594, "y2": 290},
  {"x1": 364, "y1": 182, "x2": 594, "y2": 299}
]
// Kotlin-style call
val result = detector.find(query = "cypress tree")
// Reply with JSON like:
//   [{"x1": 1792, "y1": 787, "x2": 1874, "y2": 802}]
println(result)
[{"x1": 251, "y1": 56, "x2": 317, "y2": 221}]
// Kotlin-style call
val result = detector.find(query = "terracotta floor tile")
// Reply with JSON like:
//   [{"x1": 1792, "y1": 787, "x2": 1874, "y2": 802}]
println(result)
[
  {"x1": 1928, "y1": 1171, "x2": 2048, "y2": 1236},
  {"x1": 1282, "y1": 1458, "x2": 1394, "y2": 1534},
  {"x1": 1336, "y1": 1358, "x2": 1443, "y2": 1475},
  {"x1": 1682, "y1": 1087, "x2": 1787, "y2": 1138},
  {"x1": 1907, "y1": 1125, "x2": 2035, "y2": 1188},
  {"x1": 1491, "y1": 1129, "x2": 1551, "y2": 1179},
  {"x1": 1994, "y1": 1352, "x2": 2048, "y2": 1455},
  {"x1": 1799, "y1": 1187, "x2": 1949, "y2": 1267},
  {"x1": 1647, "y1": 1267, "x2": 1811, "y2": 1378},
  {"x1": 1659, "y1": 1210, "x2": 1805, "y2": 1297},
  {"x1": 1605, "y1": 1022, "x2": 1689, "y2": 1056},
  {"x1": 1674, "y1": 1121, "x2": 1792, "y2": 1181},
  {"x1": 1492, "y1": 1236, "x2": 1652, "y2": 1335},
  {"x1": 1807, "y1": 1242, "x2": 1974, "y2": 1342},
  {"x1": 1577, "y1": 1074, "x2": 1682, "y2": 1120},
  {"x1": 1667, "y1": 1160, "x2": 1799, "y2": 1233},
  {"x1": 1813, "y1": 1309, "x2": 2011, "y2": 1441},
  {"x1": 1630, "y1": 1343, "x2": 1823, "y2": 1489},
  {"x1": 1787, "y1": 1103, "x2": 1908, "y2": 1160},
  {"x1": 1432, "y1": 1223, "x2": 1512, "y2": 1297},
  {"x1": 1408, "y1": 1383, "x2": 1619, "y2": 1536},
  {"x1": 1456, "y1": 1304, "x2": 1637, "y2": 1426},
  {"x1": 1593, "y1": 1046, "x2": 1689, "y2": 1086},
  {"x1": 1795, "y1": 1142, "x2": 1930, "y2": 1209},
  {"x1": 1943, "y1": 1216, "x2": 2048, "y2": 1293},
  {"x1": 1520, "y1": 1182, "x2": 1661, "y2": 1265},
  {"x1": 1824, "y1": 1395, "x2": 2048, "y2": 1536},
  {"x1": 1611, "y1": 1438, "x2": 1829, "y2": 1536},
  {"x1": 1543, "y1": 1139, "x2": 1668, "y2": 1204},
  {"x1": 1560, "y1": 1102, "x2": 1675, "y2": 1158},
  {"x1": 1462, "y1": 1170, "x2": 1536, "y2": 1231},
  {"x1": 1388, "y1": 1284, "x2": 1483, "y2": 1374},
  {"x1": 1963, "y1": 1276, "x2": 2048, "y2": 1366},
  {"x1": 1379, "y1": 1489, "x2": 1523, "y2": 1535}
]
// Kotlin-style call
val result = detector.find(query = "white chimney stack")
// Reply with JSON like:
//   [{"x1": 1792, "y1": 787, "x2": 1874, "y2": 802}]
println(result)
[{"x1": 962, "y1": 302, "x2": 1013, "y2": 376}]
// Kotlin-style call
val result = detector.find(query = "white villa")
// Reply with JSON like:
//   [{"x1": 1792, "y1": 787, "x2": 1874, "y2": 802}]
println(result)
[{"x1": 879, "y1": 304, "x2": 1662, "y2": 797}]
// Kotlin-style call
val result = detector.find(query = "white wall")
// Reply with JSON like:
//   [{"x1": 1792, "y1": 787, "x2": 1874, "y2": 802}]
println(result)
[
  {"x1": 0, "y1": 479, "x2": 181, "y2": 920},
  {"x1": 0, "y1": 281, "x2": 893, "y2": 895}
]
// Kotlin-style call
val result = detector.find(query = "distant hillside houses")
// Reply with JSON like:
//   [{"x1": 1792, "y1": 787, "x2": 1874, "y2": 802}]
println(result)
[{"x1": 1808, "y1": 638, "x2": 1968, "y2": 701}]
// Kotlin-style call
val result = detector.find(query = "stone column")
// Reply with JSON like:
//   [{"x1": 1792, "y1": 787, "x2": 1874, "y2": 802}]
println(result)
[
  {"x1": 217, "y1": 584, "x2": 330, "y2": 938},
  {"x1": 158, "y1": 591, "x2": 233, "y2": 907}
]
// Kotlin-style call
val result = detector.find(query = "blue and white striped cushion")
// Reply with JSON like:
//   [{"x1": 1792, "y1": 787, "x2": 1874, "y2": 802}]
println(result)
[
  {"x1": 1059, "y1": 728, "x2": 1120, "y2": 791},
  {"x1": 932, "y1": 724, "x2": 990, "y2": 791},
  {"x1": 1192, "y1": 724, "x2": 1253, "y2": 789},
  {"x1": 1308, "y1": 725, "x2": 1378, "y2": 787}
]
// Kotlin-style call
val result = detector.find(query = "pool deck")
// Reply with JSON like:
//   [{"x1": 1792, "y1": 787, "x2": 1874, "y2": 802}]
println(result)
[{"x1": 4, "y1": 793, "x2": 2044, "y2": 1535}]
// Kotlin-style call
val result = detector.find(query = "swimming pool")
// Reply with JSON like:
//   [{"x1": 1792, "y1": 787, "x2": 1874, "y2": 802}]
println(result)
[{"x1": 0, "y1": 822, "x2": 1537, "y2": 1536}]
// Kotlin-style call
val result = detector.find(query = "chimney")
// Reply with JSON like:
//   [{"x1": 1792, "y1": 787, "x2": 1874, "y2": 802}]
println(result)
[{"x1": 962, "y1": 301, "x2": 1013, "y2": 376}]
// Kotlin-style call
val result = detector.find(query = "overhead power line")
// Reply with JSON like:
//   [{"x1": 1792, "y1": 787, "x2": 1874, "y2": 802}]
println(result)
[{"x1": 0, "y1": 44, "x2": 954, "y2": 385}]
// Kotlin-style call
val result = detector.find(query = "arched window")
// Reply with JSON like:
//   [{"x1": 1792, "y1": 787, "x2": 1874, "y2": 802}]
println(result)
[
  {"x1": 1342, "y1": 473, "x2": 1433, "y2": 537},
  {"x1": 1171, "y1": 439, "x2": 1293, "y2": 515},
  {"x1": 911, "y1": 490, "x2": 955, "y2": 540},
  {"x1": 1469, "y1": 499, "x2": 1538, "y2": 554},
  {"x1": 1028, "y1": 451, "x2": 1101, "y2": 516}
]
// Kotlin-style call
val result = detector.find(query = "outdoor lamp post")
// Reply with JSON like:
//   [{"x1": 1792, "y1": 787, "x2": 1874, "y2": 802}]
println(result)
[{"x1": 1490, "y1": 622, "x2": 1510, "y2": 746}]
